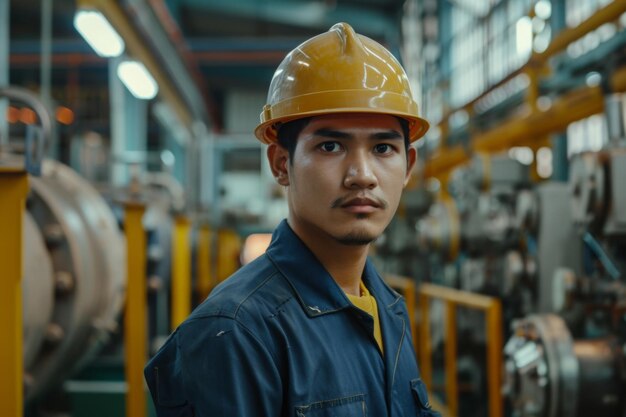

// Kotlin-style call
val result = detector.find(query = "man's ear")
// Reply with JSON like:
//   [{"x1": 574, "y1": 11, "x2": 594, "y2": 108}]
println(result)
[
  {"x1": 404, "y1": 147, "x2": 417, "y2": 187},
  {"x1": 267, "y1": 143, "x2": 290, "y2": 186}
]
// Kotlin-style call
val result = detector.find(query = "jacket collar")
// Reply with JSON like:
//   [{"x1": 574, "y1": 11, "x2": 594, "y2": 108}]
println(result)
[{"x1": 265, "y1": 220, "x2": 402, "y2": 317}]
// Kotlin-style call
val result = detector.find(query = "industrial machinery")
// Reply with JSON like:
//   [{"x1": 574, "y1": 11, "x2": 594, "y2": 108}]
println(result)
[
  {"x1": 22, "y1": 158, "x2": 126, "y2": 404},
  {"x1": 1, "y1": 87, "x2": 125, "y2": 411},
  {"x1": 404, "y1": 91, "x2": 626, "y2": 417},
  {"x1": 502, "y1": 93, "x2": 626, "y2": 417},
  {"x1": 414, "y1": 154, "x2": 536, "y2": 315}
]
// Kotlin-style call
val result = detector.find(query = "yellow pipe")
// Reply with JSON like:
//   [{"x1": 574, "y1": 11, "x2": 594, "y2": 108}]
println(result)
[
  {"x1": 532, "y1": 0, "x2": 626, "y2": 65},
  {"x1": 428, "y1": 3, "x2": 626, "y2": 180},
  {"x1": 423, "y1": 63, "x2": 626, "y2": 179},
  {"x1": 444, "y1": 301, "x2": 458, "y2": 417},
  {"x1": 77, "y1": 0, "x2": 193, "y2": 127},
  {"x1": 423, "y1": 145, "x2": 468, "y2": 179},
  {"x1": 0, "y1": 168, "x2": 29, "y2": 417},
  {"x1": 196, "y1": 224, "x2": 212, "y2": 301},
  {"x1": 473, "y1": 85, "x2": 604, "y2": 152},
  {"x1": 486, "y1": 302, "x2": 503, "y2": 417},
  {"x1": 123, "y1": 202, "x2": 147, "y2": 417},
  {"x1": 171, "y1": 215, "x2": 191, "y2": 329},
  {"x1": 437, "y1": 0, "x2": 626, "y2": 135},
  {"x1": 525, "y1": 67, "x2": 539, "y2": 113}
]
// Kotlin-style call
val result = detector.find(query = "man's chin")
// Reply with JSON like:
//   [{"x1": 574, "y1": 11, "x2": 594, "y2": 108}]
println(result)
[{"x1": 334, "y1": 230, "x2": 379, "y2": 246}]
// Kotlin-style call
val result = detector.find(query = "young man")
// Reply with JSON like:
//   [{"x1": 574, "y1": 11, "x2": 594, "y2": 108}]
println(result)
[{"x1": 145, "y1": 22, "x2": 439, "y2": 417}]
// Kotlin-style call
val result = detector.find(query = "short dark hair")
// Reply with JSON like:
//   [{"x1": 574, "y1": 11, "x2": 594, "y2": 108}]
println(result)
[{"x1": 276, "y1": 116, "x2": 410, "y2": 164}]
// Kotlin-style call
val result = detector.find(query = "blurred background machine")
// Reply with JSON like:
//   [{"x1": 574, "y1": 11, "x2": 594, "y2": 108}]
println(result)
[{"x1": 3, "y1": 0, "x2": 626, "y2": 417}]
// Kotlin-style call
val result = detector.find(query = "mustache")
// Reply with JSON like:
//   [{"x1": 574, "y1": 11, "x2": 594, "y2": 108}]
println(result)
[{"x1": 330, "y1": 194, "x2": 388, "y2": 209}]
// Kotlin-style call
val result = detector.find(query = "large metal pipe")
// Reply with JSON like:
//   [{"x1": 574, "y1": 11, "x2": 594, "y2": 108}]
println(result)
[
  {"x1": 21, "y1": 158, "x2": 126, "y2": 402},
  {"x1": 22, "y1": 213, "x2": 55, "y2": 371}
]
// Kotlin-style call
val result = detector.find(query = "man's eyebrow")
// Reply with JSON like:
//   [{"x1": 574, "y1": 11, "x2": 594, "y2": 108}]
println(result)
[
  {"x1": 312, "y1": 128, "x2": 353, "y2": 139},
  {"x1": 371, "y1": 130, "x2": 403, "y2": 140},
  {"x1": 311, "y1": 128, "x2": 403, "y2": 140}
]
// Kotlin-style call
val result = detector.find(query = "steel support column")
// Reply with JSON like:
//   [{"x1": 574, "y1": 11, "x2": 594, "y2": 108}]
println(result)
[
  {"x1": 40, "y1": 0, "x2": 56, "y2": 158},
  {"x1": 110, "y1": 57, "x2": 148, "y2": 186},
  {"x1": 0, "y1": 0, "x2": 9, "y2": 146},
  {"x1": 551, "y1": 0, "x2": 569, "y2": 182}
]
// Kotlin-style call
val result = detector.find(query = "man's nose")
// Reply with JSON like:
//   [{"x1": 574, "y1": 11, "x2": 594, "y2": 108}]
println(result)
[{"x1": 343, "y1": 151, "x2": 378, "y2": 189}]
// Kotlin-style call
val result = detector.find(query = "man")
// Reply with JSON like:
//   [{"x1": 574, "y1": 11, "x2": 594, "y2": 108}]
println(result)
[{"x1": 145, "y1": 22, "x2": 439, "y2": 417}]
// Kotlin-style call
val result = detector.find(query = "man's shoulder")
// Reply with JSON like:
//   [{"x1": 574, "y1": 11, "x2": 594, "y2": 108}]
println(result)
[{"x1": 187, "y1": 253, "x2": 292, "y2": 323}]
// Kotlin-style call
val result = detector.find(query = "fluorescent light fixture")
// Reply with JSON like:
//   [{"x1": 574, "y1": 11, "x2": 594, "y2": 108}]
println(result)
[
  {"x1": 74, "y1": 10, "x2": 125, "y2": 57},
  {"x1": 516, "y1": 16, "x2": 533, "y2": 58},
  {"x1": 117, "y1": 60, "x2": 159, "y2": 100}
]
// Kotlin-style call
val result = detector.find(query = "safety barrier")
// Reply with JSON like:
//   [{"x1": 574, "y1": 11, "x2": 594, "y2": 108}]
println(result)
[{"x1": 418, "y1": 284, "x2": 502, "y2": 417}]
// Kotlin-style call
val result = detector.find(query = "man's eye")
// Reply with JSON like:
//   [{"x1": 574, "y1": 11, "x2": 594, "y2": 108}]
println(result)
[
  {"x1": 320, "y1": 142, "x2": 342, "y2": 152},
  {"x1": 374, "y1": 144, "x2": 393, "y2": 154}
]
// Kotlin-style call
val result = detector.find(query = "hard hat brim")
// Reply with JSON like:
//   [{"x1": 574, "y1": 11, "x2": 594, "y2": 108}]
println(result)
[{"x1": 255, "y1": 89, "x2": 430, "y2": 144}]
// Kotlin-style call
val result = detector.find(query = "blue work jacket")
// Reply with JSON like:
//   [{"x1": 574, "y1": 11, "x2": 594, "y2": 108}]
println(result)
[{"x1": 145, "y1": 220, "x2": 439, "y2": 417}]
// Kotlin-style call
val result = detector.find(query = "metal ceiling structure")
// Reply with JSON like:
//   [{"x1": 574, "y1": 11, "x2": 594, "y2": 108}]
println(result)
[{"x1": 7, "y1": 0, "x2": 407, "y2": 134}]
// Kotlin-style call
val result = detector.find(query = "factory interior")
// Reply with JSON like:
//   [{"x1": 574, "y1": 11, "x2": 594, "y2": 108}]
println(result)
[{"x1": 2, "y1": 0, "x2": 626, "y2": 416}]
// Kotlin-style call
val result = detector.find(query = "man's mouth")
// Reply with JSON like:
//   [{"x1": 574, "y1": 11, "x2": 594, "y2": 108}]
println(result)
[{"x1": 336, "y1": 196, "x2": 385, "y2": 214}]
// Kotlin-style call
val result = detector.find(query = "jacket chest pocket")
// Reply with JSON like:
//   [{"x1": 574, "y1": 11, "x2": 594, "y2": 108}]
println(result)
[
  {"x1": 295, "y1": 394, "x2": 367, "y2": 417},
  {"x1": 411, "y1": 379, "x2": 442, "y2": 417}
]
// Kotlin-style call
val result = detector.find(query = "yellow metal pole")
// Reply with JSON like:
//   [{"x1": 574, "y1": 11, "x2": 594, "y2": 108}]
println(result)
[
  {"x1": 216, "y1": 228, "x2": 241, "y2": 283},
  {"x1": 444, "y1": 301, "x2": 458, "y2": 417},
  {"x1": 196, "y1": 224, "x2": 212, "y2": 300},
  {"x1": 486, "y1": 301, "x2": 503, "y2": 417},
  {"x1": 171, "y1": 215, "x2": 191, "y2": 329},
  {"x1": 0, "y1": 168, "x2": 29, "y2": 417},
  {"x1": 123, "y1": 202, "x2": 147, "y2": 417},
  {"x1": 418, "y1": 292, "x2": 433, "y2": 390}
]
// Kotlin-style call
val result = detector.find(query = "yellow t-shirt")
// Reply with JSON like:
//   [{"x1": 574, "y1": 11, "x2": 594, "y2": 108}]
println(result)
[{"x1": 345, "y1": 281, "x2": 383, "y2": 354}]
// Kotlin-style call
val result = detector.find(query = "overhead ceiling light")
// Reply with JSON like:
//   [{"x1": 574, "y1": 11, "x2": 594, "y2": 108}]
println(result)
[
  {"x1": 117, "y1": 60, "x2": 159, "y2": 100},
  {"x1": 516, "y1": 16, "x2": 533, "y2": 58},
  {"x1": 74, "y1": 10, "x2": 125, "y2": 58}
]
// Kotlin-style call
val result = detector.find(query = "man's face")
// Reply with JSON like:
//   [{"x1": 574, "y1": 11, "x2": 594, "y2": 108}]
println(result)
[{"x1": 268, "y1": 113, "x2": 416, "y2": 246}]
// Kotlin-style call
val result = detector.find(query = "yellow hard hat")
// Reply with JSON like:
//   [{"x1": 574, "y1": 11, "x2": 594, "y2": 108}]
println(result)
[{"x1": 254, "y1": 22, "x2": 429, "y2": 144}]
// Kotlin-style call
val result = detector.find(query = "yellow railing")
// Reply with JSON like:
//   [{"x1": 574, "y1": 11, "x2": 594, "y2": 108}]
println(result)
[{"x1": 418, "y1": 284, "x2": 502, "y2": 417}]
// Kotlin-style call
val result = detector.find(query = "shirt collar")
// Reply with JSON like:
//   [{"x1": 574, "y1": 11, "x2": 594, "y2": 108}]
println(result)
[{"x1": 265, "y1": 220, "x2": 401, "y2": 317}]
